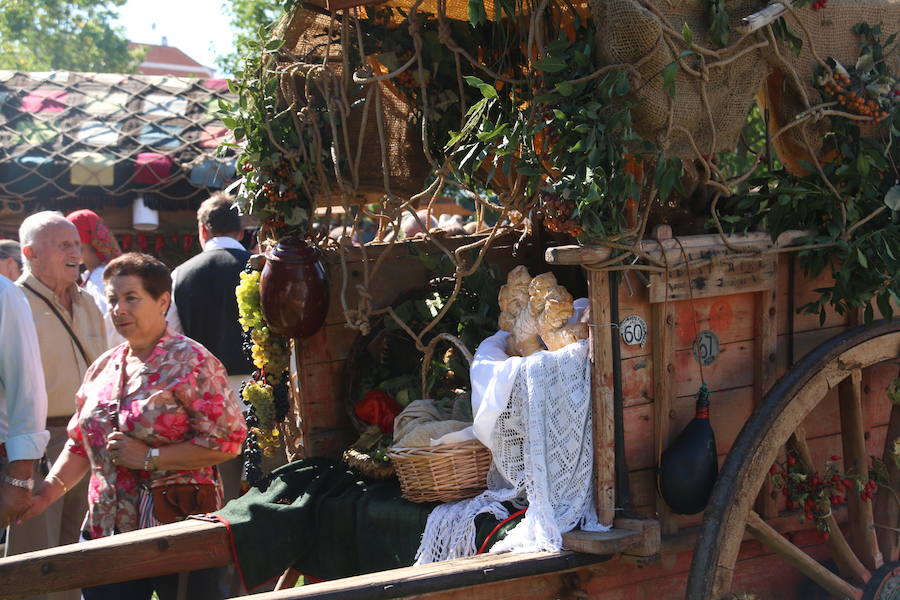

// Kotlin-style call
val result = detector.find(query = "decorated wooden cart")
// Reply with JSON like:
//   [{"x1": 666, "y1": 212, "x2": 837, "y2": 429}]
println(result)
[{"x1": 1, "y1": 0, "x2": 899, "y2": 598}]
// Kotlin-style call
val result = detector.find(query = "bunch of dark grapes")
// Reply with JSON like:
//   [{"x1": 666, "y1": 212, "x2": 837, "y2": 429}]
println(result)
[
  {"x1": 273, "y1": 372, "x2": 290, "y2": 422},
  {"x1": 242, "y1": 407, "x2": 264, "y2": 486},
  {"x1": 539, "y1": 191, "x2": 583, "y2": 236}
]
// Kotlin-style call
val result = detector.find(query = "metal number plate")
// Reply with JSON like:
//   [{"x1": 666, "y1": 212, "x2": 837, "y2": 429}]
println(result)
[
  {"x1": 620, "y1": 315, "x2": 648, "y2": 347},
  {"x1": 693, "y1": 330, "x2": 720, "y2": 366}
]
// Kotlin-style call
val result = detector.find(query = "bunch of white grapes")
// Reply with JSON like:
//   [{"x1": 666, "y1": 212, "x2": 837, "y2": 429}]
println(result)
[
  {"x1": 236, "y1": 270, "x2": 291, "y2": 375},
  {"x1": 236, "y1": 271, "x2": 265, "y2": 332},
  {"x1": 242, "y1": 381, "x2": 276, "y2": 428}
]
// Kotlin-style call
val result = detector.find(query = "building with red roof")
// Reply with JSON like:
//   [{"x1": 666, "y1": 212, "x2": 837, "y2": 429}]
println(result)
[{"x1": 129, "y1": 39, "x2": 214, "y2": 78}]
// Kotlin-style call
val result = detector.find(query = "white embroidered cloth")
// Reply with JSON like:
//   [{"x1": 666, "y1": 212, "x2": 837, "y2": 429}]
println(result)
[{"x1": 415, "y1": 330, "x2": 608, "y2": 565}]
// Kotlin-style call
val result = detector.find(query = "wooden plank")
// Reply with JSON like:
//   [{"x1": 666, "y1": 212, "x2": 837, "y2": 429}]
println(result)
[
  {"x1": 755, "y1": 287, "x2": 781, "y2": 519},
  {"x1": 613, "y1": 517, "x2": 661, "y2": 560},
  {"x1": 745, "y1": 511, "x2": 863, "y2": 599},
  {"x1": 648, "y1": 254, "x2": 777, "y2": 303},
  {"x1": 299, "y1": 324, "x2": 359, "y2": 367},
  {"x1": 652, "y1": 301, "x2": 677, "y2": 535},
  {"x1": 775, "y1": 260, "x2": 849, "y2": 335},
  {"x1": 839, "y1": 369, "x2": 883, "y2": 570},
  {"x1": 0, "y1": 519, "x2": 231, "y2": 599},
  {"x1": 560, "y1": 519, "x2": 658, "y2": 559},
  {"x1": 624, "y1": 387, "x2": 756, "y2": 471},
  {"x1": 561, "y1": 528, "x2": 642, "y2": 555},
  {"x1": 545, "y1": 232, "x2": 775, "y2": 267},
  {"x1": 588, "y1": 269, "x2": 616, "y2": 525},
  {"x1": 672, "y1": 293, "x2": 756, "y2": 350},
  {"x1": 245, "y1": 551, "x2": 606, "y2": 600}
]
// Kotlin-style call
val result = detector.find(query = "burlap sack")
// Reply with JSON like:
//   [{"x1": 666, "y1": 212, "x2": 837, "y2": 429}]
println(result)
[
  {"x1": 592, "y1": 0, "x2": 900, "y2": 173},
  {"x1": 273, "y1": 6, "x2": 430, "y2": 203},
  {"x1": 591, "y1": 0, "x2": 770, "y2": 160},
  {"x1": 758, "y1": 0, "x2": 900, "y2": 174}
]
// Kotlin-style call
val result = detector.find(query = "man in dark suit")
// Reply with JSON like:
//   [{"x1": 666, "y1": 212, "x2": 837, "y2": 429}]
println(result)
[{"x1": 167, "y1": 192, "x2": 251, "y2": 500}]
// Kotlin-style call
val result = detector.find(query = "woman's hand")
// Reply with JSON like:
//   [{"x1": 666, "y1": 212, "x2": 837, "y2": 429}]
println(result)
[
  {"x1": 106, "y1": 431, "x2": 149, "y2": 470},
  {"x1": 17, "y1": 481, "x2": 55, "y2": 523}
]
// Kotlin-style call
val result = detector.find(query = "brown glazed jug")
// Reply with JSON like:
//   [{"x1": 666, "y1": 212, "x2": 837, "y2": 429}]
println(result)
[{"x1": 259, "y1": 236, "x2": 329, "y2": 339}]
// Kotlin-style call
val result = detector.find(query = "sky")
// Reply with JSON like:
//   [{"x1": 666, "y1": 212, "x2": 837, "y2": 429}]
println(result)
[{"x1": 114, "y1": 0, "x2": 234, "y2": 76}]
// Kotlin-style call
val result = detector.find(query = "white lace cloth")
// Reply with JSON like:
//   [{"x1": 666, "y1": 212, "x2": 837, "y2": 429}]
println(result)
[{"x1": 414, "y1": 331, "x2": 609, "y2": 565}]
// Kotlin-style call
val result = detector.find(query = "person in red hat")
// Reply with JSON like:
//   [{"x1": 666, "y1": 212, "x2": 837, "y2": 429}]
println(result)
[{"x1": 65, "y1": 210, "x2": 123, "y2": 347}]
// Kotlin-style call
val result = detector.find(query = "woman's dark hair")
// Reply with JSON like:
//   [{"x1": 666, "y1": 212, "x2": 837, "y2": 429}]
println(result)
[{"x1": 103, "y1": 252, "x2": 171, "y2": 299}]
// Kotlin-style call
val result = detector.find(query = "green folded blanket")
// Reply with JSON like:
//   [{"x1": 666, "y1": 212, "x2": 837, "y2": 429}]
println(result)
[{"x1": 214, "y1": 457, "x2": 524, "y2": 590}]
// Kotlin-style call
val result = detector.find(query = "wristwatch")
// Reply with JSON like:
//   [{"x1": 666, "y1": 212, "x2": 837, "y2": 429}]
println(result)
[
  {"x1": 143, "y1": 448, "x2": 160, "y2": 471},
  {"x1": 1, "y1": 473, "x2": 33, "y2": 491}
]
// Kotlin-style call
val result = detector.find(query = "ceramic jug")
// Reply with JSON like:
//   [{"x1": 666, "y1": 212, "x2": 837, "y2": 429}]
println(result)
[{"x1": 259, "y1": 236, "x2": 329, "y2": 338}]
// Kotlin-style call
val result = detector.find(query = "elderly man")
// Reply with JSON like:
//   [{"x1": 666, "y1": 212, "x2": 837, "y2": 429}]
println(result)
[
  {"x1": 0, "y1": 272, "x2": 49, "y2": 529},
  {"x1": 166, "y1": 193, "x2": 252, "y2": 501},
  {"x1": 6, "y1": 212, "x2": 107, "y2": 600},
  {"x1": 0, "y1": 240, "x2": 23, "y2": 281}
]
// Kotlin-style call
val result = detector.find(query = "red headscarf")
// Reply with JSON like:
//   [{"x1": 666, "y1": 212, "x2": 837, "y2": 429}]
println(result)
[{"x1": 65, "y1": 209, "x2": 122, "y2": 264}]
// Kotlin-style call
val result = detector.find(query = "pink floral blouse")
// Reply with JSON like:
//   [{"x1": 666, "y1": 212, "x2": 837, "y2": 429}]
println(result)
[{"x1": 66, "y1": 328, "x2": 247, "y2": 538}]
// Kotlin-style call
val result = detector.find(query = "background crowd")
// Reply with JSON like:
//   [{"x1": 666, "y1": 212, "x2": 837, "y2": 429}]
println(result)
[{"x1": 0, "y1": 195, "x2": 257, "y2": 600}]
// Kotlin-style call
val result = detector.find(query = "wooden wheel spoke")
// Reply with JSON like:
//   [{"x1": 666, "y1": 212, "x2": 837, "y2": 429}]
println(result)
[
  {"x1": 874, "y1": 400, "x2": 900, "y2": 562},
  {"x1": 789, "y1": 427, "x2": 871, "y2": 585},
  {"x1": 746, "y1": 511, "x2": 862, "y2": 600},
  {"x1": 838, "y1": 369, "x2": 884, "y2": 570}
]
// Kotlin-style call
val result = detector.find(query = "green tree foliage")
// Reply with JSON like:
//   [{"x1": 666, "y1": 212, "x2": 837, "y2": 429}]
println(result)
[
  {"x1": 217, "y1": 0, "x2": 289, "y2": 76},
  {"x1": 0, "y1": 0, "x2": 142, "y2": 73}
]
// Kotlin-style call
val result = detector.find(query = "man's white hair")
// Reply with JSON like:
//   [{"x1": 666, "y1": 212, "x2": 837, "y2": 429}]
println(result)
[{"x1": 19, "y1": 211, "x2": 72, "y2": 267}]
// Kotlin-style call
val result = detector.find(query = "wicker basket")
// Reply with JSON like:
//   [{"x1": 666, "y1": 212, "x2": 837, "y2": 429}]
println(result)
[
  {"x1": 387, "y1": 440, "x2": 492, "y2": 503},
  {"x1": 342, "y1": 447, "x2": 396, "y2": 480}
]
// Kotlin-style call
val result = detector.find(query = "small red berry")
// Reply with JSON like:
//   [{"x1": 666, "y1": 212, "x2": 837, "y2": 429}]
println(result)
[{"x1": 788, "y1": 456, "x2": 797, "y2": 466}]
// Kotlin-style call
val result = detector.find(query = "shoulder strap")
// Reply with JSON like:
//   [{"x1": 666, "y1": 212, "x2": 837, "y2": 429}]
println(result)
[{"x1": 21, "y1": 282, "x2": 91, "y2": 366}]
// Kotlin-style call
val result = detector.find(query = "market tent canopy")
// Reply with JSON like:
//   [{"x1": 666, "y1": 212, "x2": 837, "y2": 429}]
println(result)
[{"x1": 0, "y1": 70, "x2": 238, "y2": 215}]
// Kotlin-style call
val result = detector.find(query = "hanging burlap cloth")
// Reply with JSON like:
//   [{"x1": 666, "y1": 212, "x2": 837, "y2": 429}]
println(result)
[
  {"x1": 757, "y1": 0, "x2": 900, "y2": 174},
  {"x1": 271, "y1": 5, "x2": 430, "y2": 203},
  {"x1": 591, "y1": 0, "x2": 770, "y2": 159},
  {"x1": 414, "y1": 333, "x2": 608, "y2": 564},
  {"x1": 591, "y1": 0, "x2": 900, "y2": 172}
]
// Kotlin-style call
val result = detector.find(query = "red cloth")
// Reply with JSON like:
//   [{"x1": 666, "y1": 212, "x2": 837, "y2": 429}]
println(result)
[
  {"x1": 66, "y1": 209, "x2": 122, "y2": 263},
  {"x1": 134, "y1": 152, "x2": 174, "y2": 184}
]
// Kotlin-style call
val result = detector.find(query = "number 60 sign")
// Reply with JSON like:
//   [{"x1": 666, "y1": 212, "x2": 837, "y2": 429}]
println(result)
[{"x1": 619, "y1": 315, "x2": 648, "y2": 347}]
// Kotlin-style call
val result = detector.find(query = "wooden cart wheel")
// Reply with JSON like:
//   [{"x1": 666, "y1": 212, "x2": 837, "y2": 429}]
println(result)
[{"x1": 687, "y1": 319, "x2": 900, "y2": 600}]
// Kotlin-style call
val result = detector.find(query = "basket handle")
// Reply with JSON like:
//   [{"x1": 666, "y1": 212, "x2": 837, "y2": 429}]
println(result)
[{"x1": 420, "y1": 333, "x2": 474, "y2": 398}]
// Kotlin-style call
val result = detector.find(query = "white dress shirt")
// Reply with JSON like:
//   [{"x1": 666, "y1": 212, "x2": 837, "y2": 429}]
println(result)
[
  {"x1": 166, "y1": 236, "x2": 248, "y2": 334},
  {"x1": 0, "y1": 275, "x2": 50, "y2": 461}
]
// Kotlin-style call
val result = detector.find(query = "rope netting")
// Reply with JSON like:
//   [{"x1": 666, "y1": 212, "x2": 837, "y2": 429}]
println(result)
[
  {"x1": 0, "y1": 71, "x2": 239, "y2": 212},
  {"x1": 233, "y1": 0, "x2": 899, "y2": 367}
]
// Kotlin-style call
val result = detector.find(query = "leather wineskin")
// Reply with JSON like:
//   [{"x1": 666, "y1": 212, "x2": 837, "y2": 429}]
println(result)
[
  {"x1": 259, "y1": 236, "x2": 329, "y2": 339},
  {"x1": 658, "y1": 385, "x2": 718, "y2": 515}
]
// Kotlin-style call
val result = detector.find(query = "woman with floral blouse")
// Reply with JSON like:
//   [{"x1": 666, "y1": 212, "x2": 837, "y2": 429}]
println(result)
[{"x1": 21, "y1": 252, "x2": 247, "y2": 600}]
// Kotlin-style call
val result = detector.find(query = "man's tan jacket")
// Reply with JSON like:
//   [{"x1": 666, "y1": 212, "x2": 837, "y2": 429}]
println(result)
[{"x1": 18, "y1": 273, "x2": 108, "y2": 419}]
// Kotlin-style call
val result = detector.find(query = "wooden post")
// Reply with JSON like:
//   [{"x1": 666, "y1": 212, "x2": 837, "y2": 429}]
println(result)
[
  {"x1": 839, "y1": 369, "x2": 883, "y2": 570},
  {"x1": 652, "y1": 301, "x2": 677, "y2": 535},
  {"x1": 587, "y1": 269, "x2": 615, "y2": 525},
  {"x1": 754, "y1": 286, "x2": 780, "y2": 518}
]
